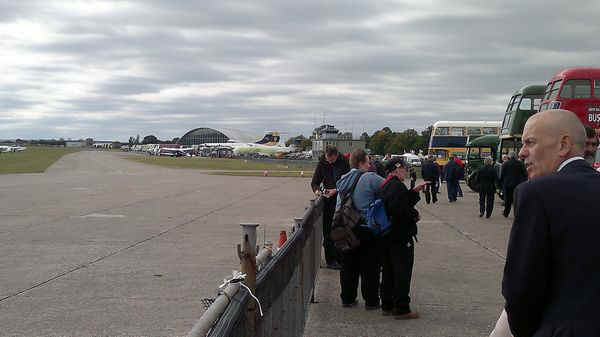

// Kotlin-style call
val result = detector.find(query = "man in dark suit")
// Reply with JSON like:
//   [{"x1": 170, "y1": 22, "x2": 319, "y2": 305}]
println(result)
[
  {"x1": 444, "y1": 156, "x2": 460, "y2": 202},
  {"x1": 476, "y1": 157, "x2": 498, "y2": 218},
  {"x1": 502, "y1": 109, "x2": 600, "y2": 337},
  {"x1": 499, "y1": 151, "x2": 527, "y2": 217},
  {"x1": 421, "y1": 155, "x2": 439, "y2": 204}
]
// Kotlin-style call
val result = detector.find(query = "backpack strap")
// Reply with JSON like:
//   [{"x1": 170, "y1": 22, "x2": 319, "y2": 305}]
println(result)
[
  {"x1": 347, "y1": 171, "x2": 364, "y2": 197},
  {"x1": 339, "y1": 171, "x2": 364, "y2": 204}
]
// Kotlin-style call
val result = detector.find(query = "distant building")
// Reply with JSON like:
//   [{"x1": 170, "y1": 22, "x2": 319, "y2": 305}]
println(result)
[
  {"x1": 93, "y1": 141, "x2": 114, "y2": 149},
  {"x1": 65, "y1": 141, "x2": 85, "y2": 148},
  {"x1": 178, "y1": 127, "x2": 256, "y2": 146},
  {"x1": 311, "y1": 124, "x2": 365, "y2": 159}
]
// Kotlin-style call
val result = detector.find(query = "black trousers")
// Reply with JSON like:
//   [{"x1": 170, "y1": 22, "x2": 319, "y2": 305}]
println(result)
[
  {"x1": 322, "y1": 198, "x2": 338, "y2": 265},
  {"x1": 423, "y1": 182, "x2": 438, "y2": 204},
  {"x1": 447, "y1": 180, "x2": 458, "y2": 201},
  {"x1": 503, "y1": 185, "x2": 516, "y2": 216},
  {"x1": 340, "y1": 240, "x2": 380, "y2": 306},
  {"x1": 380, "y1": 237, "x2": 414, "y2": 314},
  {"x1": 479, "y1": 191, "x2": 495, "y2": 217},
  {"x1": 457, "y1": 182, "x2": 463, "y2": 197}
]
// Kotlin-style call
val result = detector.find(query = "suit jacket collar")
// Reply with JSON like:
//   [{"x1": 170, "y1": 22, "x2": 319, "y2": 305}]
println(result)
[{"x1": 557, "y1": 158, "x2": 592, "y2": 175}]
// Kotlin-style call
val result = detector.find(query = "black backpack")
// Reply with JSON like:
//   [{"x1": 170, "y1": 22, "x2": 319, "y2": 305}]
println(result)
[{"x1": 330, "y1": 172, "x2": 364, "y2": 252}]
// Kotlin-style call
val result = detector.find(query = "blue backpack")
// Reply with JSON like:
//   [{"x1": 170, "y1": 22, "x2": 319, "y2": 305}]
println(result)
[{"x1": 365, "y1": 198, "x2": 392, "y2": 236}]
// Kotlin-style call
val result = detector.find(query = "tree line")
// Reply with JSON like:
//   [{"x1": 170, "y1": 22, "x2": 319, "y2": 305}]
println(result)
[
  {"x1": 128, "y1": 135, "x2": 180, "y2": 146},
  {"x1": 286, "y1": 125, "x2": 433, "y2": 155}
]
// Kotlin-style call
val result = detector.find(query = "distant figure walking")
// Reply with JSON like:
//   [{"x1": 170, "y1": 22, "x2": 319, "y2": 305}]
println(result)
[
  {"x1": 444, "y1": 156, "x2": 460, "y2": 202},
  {"x1": 476, "y1": 157, "x2": 498, "y2": 218},
  {"x1": 409, "y1": 166, "x2": 417, "y2": 190},
  {"x1": 498, "y1": 151, "x2": 526, "y2": 217},
  {"x1": 454, "y1": 156, "x2": 465, "y2": 197},
  {"x1": 421, "y1": 155, "x2": 439, "y2": 204}
]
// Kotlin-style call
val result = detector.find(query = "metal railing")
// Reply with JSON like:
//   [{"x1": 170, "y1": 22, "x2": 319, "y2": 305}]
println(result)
[{"x1": 188, "y1": 197, "x2": 324, "y2": 337}]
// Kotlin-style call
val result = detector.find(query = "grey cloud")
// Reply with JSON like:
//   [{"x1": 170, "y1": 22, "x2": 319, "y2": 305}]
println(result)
[
  {"x1": 4, "y1": 0, "x2": 600, "y2": 140},
  {"x1": 97, "y1": 78, "x2": 161, "y2": 95}
]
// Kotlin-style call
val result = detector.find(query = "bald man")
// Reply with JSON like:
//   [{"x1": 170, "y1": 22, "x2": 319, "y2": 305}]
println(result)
[{"x1": 502, "y1": 109, "x2": 600, "y2": 337}]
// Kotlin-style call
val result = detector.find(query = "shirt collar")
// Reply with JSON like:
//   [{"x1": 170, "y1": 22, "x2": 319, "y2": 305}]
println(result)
[{"x1": 557, "y1": 156, "x2": 585, "y2": 172}]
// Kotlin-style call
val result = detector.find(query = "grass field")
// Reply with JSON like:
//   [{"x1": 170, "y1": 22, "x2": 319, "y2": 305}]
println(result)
[
  {"x1": 0, "y1": 147, "x2": 81, "y2": 174},
  {"x1": 208, "y1": 171, "x2": 313, "y2": 178},
  {"x1": 123, "y1": 155, "x2": 317, "y2": 172}
]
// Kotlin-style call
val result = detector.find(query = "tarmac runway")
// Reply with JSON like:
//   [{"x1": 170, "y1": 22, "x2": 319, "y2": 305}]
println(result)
[{"x1": 0, "y1": 151, "x2": 313, "y2": 336}]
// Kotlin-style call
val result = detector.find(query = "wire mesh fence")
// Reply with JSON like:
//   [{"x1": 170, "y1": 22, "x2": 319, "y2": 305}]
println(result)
[{"x1": 190, "y1": 197, "x2": 324, "y2": 337}]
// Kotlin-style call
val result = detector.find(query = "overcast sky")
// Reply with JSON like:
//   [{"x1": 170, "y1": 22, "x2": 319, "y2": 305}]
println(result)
[{"x1": 2, "y1": 1, "x2": 600, "y2": 141}]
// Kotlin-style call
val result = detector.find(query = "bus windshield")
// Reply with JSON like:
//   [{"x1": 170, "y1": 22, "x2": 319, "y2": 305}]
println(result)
[{"x1": 540, "y1": 68, "x2": 600, "y2": 132}]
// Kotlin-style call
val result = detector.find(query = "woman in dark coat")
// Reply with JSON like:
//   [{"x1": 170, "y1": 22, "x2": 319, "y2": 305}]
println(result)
[
  {"x1": 379, "y1": 158, "x2": 428, "y2": 319},
  {"x1": 477, "y1": 157, "x2": 498, "y2": 218}
]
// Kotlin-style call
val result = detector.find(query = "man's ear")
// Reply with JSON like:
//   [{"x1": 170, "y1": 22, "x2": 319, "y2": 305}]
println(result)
[{"x1": 558, "y1": 135, "x2": 572, "y2": 157}]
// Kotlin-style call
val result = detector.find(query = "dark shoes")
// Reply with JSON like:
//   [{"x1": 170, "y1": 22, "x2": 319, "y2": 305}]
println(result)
[
  {"x1": 394, "y1": 311, "x2": 420, "y2": 320},
  {"x1": 479, "y1": 213, "x2": 484, "y2": 217},
  {"x1": 486, "y1": 214, "x2": 491, "y2": 218},
  {"x1": 503, "y1": 210, "x2": 509, "y2": 218},
  {"x1": 326, "y1": 262, "x2": 342, "y2": 270},
  {"x1": 342, "y1": 300, "x2": 358, "y2": 308}
]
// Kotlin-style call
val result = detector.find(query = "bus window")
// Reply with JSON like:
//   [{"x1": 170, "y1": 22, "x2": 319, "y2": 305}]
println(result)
[
  {"x1": 430, "y1": 149, "x2": 448, "y2": 158},
  {"x1": 544, "y1": 83, "x2": 552, "y2": 100},
  {"x1": 560, "y1": 79, "x2": 591, "y2": 98},
  {"x1": 468, "y1": 148, "x2": 481, "y2": 159},
  {"x1": 519, "y1": 98, "x2": 532, "y2": 110},
  {"x1": 435, "y1": 127, "x2": 449, "y2": 135},
  {"x1": 482, "y1": 127, "x2": 498, "y2": 135},
  {"x1": 431, "y1": 136, "x2": 468, "y2": 147},
  {"x1": 595, "y1": 80, "x2": 600, "y2": 98},
  {"x1": 533, "y1": 98, "x2": 542, "y2": 110},
  {"x1": 450, "y1": 127, "x2": 465, "y2": 136},
  {"x1": 502, "y1": 113, "x2": 512, "y2": 131},
  {"x1": 506, "y1": 96, "x2": 515, "y2": 112},
  {"x1": 510, "y1": 95, "x2": 521, "y2": 112},
  {"x1": 467, "y1": 127, "x2": 482, "y2": 136},
  {"x1": 549, "y1": 80, "x2": 563, "y2": 100}
]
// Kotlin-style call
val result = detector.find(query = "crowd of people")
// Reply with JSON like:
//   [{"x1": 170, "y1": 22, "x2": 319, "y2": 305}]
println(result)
[
  {"x1": 311, "y1": 147, "x2": 426, "y2": 318},
  {"x1": 311, "y1": 109, "x2": 600, "y2": 336}
]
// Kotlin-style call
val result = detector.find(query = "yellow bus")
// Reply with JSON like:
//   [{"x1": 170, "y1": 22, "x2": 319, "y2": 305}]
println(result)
[{"x1": 428, "y1": 121, "x2": 501, "y2": 168}]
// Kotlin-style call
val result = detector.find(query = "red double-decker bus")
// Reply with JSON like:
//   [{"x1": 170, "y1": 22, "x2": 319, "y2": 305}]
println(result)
[{"x1": 539, "y1": 67, "x2": 600, "y2": 133}]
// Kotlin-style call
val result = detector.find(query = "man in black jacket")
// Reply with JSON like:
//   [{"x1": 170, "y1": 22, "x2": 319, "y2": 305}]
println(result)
[
  {"x1": 421, "y1": 155, "x2": 439, "y2": 203},
  {"x1": 311, "y1": 146, "x2": 350, "y2": 269},
  {"x1": 502, "y1": 109, "x2": 600, "y2": 337},
  {"x1": 476, "y1": 157, "x2": 497, "y2": 218},
  {"x1": 499, "y1": 151, "x2": 527, "y2": 217},
  {"x1": 444, "y1": 156, "x2": 460, "y2": 202},
  {"x1": 379, "y1": 158, "x2": 428, "y2": 320}
]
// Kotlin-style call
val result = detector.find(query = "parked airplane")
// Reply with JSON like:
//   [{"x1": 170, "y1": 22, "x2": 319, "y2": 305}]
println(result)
[
  {"x1": 0, "y1": 145, "x2": 27, "y2": 153},
  {"x1": 204, "y1": 131, "x2": 294, "y2": 157}
]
